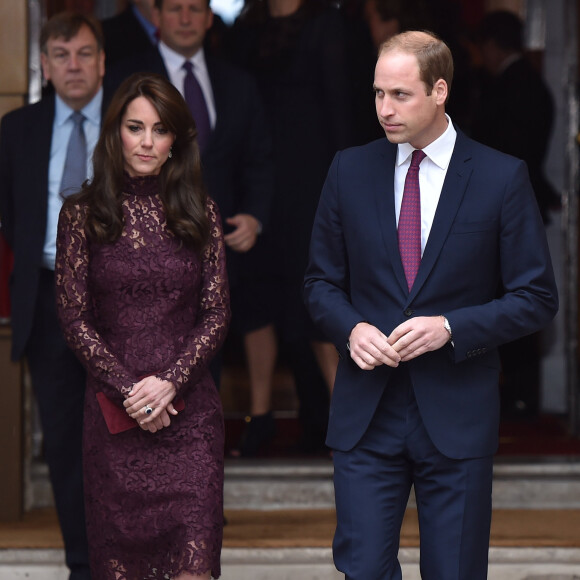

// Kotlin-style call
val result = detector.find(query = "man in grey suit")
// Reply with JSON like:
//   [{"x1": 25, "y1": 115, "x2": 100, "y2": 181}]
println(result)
[{"x1": 0, "y1": 12, "x2": 107, "y2": 580}]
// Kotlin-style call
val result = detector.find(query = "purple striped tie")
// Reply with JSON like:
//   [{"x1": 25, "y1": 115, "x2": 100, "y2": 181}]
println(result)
[
  {"x1": 398, "y1": 149, "x2": 426, "y2": 291},
  {"x1": 182, "y1": 61, "x2": 210, "y2": 151}
]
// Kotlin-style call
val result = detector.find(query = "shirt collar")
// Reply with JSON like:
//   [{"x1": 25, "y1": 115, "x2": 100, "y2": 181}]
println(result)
[
  {"x1": 54, "y1": 87, "x2": 103, "y2": 127},
  {"x1": 396, "y1": 114, "x2": 457, "y2": 169},
  {"x1": 158, "y1": 41, "x2": 207, "y2": 74}
]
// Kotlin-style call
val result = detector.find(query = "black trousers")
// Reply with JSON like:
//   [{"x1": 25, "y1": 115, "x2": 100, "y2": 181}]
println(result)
[{"x1": 26, "y1": 269, "x2": 90, "y2": 580}]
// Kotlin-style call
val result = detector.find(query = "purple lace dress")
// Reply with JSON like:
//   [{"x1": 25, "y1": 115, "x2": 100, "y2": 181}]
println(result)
[{"x1": 55, "y1": 174, "x2": 230, "y2": 579}]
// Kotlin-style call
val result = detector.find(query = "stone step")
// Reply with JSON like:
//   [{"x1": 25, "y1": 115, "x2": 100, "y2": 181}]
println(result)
[
  {"x1": 223, "y1": 458, "x2": 580, "y2": 510},
  {"x1": 11, "y1": 458, "x2": 580, "y2": 579},
  {"x1": 2, "y1": 547, "x2": 580, "y2": 579},
  {"x1": 29, "y1": 458, "x2": 580, "y2": 510}
]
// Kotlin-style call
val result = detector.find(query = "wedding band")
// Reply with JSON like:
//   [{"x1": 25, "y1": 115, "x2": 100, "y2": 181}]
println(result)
[{"x1": 144, "y1": 405, "x2": 153, "y2": 415}]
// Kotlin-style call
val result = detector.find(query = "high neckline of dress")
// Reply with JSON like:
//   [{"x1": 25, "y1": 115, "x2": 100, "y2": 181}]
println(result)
[{"x1": 123, "y1": 172, "x2": 160, "y2": 197}]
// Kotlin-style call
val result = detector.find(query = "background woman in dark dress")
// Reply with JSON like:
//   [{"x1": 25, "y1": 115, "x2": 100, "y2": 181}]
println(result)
[
  {"x1": 55, "y1": 73, "x2": 230, "y2": 579},
  {"x1": 228, "y1": 0, "x2": 353, "y2": 456}
]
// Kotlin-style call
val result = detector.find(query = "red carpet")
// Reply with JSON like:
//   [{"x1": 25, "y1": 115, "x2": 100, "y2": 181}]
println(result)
[
  {"x1": 224, "y1": 414, "x2": 580, "y2": 458},
  {"x1": 3, "y1": 507, "x2": 580, "y2": 549},
  {"x1": 497, "y1": 414, "x2": 580, "y2": 455}
]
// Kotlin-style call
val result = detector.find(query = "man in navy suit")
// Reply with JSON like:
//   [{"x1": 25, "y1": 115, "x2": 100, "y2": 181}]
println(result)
[
  {"x1": 304, "y1": 31, "x2": 558, "y2": 579},
  {"x1": 102, "y1": 0, "x2": 157, "y2": 67},
  {"x1": 105, "y1": 0, "x2": 273, "y2": 387},
  {"x1": 0, "y1": 12, "x2": 107, "y2": 580},
  {"x1": 106, "y1": 0, "x2": 271, "y2": 256}
]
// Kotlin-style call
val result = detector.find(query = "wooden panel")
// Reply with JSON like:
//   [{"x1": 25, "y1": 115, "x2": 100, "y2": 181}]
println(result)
[
  {"x1": 0, "y1": 96, "x2": 25, "y2": 120},
  {"x1": 0, "y1": 1, "x2": 28, "y2": 94},
  {"x1": 47, "y1": 0, "x2": 95, "y2": 16},
  {"x1": 0, "y1": 327, "x2": 23, "y2": 522},
  {"x1": 0, "y1": 0, "x2": 25, "y2": 524}
]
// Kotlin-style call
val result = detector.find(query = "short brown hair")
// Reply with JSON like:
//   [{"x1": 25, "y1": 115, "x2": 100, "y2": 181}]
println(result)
[
  {"x1": 379, "y1": 30, "x2": 453, "y2": 100},
  {"x1": 40, "y1": 11, "x2": 104, "y2": 53}
]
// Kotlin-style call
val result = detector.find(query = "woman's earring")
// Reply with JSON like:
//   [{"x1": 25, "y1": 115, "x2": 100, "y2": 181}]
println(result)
[{"x1": 168, "y1": 147, "x2": 173, "y2": 159}]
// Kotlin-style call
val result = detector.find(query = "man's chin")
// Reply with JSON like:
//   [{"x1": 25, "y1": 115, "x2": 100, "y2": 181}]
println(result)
[
  {"x1": 384, "y1": 132, "x2": 404, "y2": 144},
  {"x1": 63, "y1": 84, "x2": 89, "y2": 99}
]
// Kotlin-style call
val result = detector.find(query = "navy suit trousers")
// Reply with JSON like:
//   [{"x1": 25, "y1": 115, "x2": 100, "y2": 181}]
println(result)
[
  {"x1": 332, "y1": 367, "x2": 493, "y2": 580},
  {"x1": 26, "y1": 269, "x2": 90, "y2": 579}
]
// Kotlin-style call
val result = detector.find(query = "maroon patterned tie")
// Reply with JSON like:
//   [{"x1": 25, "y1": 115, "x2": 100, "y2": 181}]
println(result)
[{"x1": 398, "y1": 149, "x2": 426, "y2": 291}]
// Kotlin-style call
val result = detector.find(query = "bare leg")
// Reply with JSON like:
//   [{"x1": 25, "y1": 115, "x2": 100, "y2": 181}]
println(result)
[
  {"x1": 244, "y1": 324, "x2": 278, "y2": 415},
  {"x1": 311, "y1": 340, "x2": 338, "y2": 395}
]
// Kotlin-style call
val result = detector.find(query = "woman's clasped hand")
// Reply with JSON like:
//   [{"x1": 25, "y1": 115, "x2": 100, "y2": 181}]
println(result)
[{"x1": 123, "y1": 375, "x2": 179, "y2": 432}]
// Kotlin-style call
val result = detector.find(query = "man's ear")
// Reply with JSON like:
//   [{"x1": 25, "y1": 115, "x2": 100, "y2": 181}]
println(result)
[
  {"x1": 40, "y1": 52, "x2": 51, "y2": 82},
  {"x1": 152, "y1": 7, "x2": 160, "y2": 28},
  {"x1": 205, "y1": 8, "x2": 214, "y2": 31},
  {"x1": 434, "y1": 78, "x2": 448, "y2": 105},
  {"x1": 98, "y1": 49, "x2": 106, "y2": 80}
]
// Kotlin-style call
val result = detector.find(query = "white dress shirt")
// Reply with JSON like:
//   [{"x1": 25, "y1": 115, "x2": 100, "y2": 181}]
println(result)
[
  {"x1": 43, "y1": 88, "x2": 103, "y2": 270},
  {"x1": 395, "y1": 115, "x2": 457, "y2": 255},
  {"x1": 157, "y1": 42, "x2": 216, "y2": 129}
]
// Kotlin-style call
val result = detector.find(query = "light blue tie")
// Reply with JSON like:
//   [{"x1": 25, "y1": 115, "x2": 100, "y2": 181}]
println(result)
[{"x1": 60, "y1": 111, "x2": 87, "y2": 197}]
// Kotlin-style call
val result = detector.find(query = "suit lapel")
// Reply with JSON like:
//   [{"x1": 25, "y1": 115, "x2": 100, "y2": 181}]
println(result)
[
  {"x1": 373, "y1": 140, "x2": 409, "y2": 295},
  {"x1": 32, "y1": 98, "x2": 56, "y2": 217},
  {"x1": 408, "y1": 132, "x2": 473, "y2": 300},
  {"x1": 204, "y1": 57, "x2": 221, "y2": 151}
]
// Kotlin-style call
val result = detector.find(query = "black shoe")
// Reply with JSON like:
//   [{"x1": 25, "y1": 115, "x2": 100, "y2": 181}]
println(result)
[{"x1": 230, "y1": 411, "x2": 276, "y2": 457}]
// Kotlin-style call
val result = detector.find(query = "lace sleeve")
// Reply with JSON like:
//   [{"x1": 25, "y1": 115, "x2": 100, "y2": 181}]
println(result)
[
  {"x1": 156, "y1": 197, "x2": 231, "y2": 392},
  {"x1": 55, "y1": 204, "x2": 137, "y2": 399}
]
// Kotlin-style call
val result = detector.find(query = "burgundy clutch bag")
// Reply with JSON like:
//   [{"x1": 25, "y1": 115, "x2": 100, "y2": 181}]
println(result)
[{"x1": 96, "y1": 389, "x2": 185, "y2": 435}]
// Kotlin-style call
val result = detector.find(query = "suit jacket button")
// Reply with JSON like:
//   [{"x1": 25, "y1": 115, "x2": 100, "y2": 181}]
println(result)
[{"x1": 404, "y1": 308, "x2": 414, "y2": 317}]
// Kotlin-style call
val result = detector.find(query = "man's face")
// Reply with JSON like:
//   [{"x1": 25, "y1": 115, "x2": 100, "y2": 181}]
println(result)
[
  {"x1": 374, "y1": 51, "x2": 447, "y2": 149},
  {"x1": 154, "y1": 0, "x2": 213, "y2": 59},
  {"x1": 41, "y1": 24, "x2": 105, "y2": 110}
]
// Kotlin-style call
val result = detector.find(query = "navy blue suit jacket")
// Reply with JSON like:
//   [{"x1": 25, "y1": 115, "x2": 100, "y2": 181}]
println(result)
[
  {"x1": 304, "y1": 130, "x2": 558, "y2": 459},
  {"x1": 0, "y1": 97, "x2": 55, "y2": 359},
  {"x1": 0, "y1": 93, "x2": 114, "y2": 360},
  {"x1": 101, "y1": 5, "x2": 156, "y2": 67}
]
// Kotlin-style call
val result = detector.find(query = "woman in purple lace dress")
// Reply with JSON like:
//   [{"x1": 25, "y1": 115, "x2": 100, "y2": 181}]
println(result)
[{"x1": 55, "y1": 73, "x2": 230, "y2": 580}]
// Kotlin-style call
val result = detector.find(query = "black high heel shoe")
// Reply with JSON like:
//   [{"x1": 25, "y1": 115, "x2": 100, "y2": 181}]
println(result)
[{"x1": 230, "y1": 411, "x2": 276, "y2": 457}]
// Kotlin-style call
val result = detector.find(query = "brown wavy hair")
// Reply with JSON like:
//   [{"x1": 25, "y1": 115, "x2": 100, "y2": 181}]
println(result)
[{"x1": 70, "y1": 72, "x2": 209, "y2": 252}]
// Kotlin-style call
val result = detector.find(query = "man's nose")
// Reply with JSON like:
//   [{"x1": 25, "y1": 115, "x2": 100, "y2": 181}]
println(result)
[
  {"x1": 68, "y1": 54, "x2": 80, "y2": 69},
  {"x1": 379, "y1": 97, "x2": 394, "y2": 117}
]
